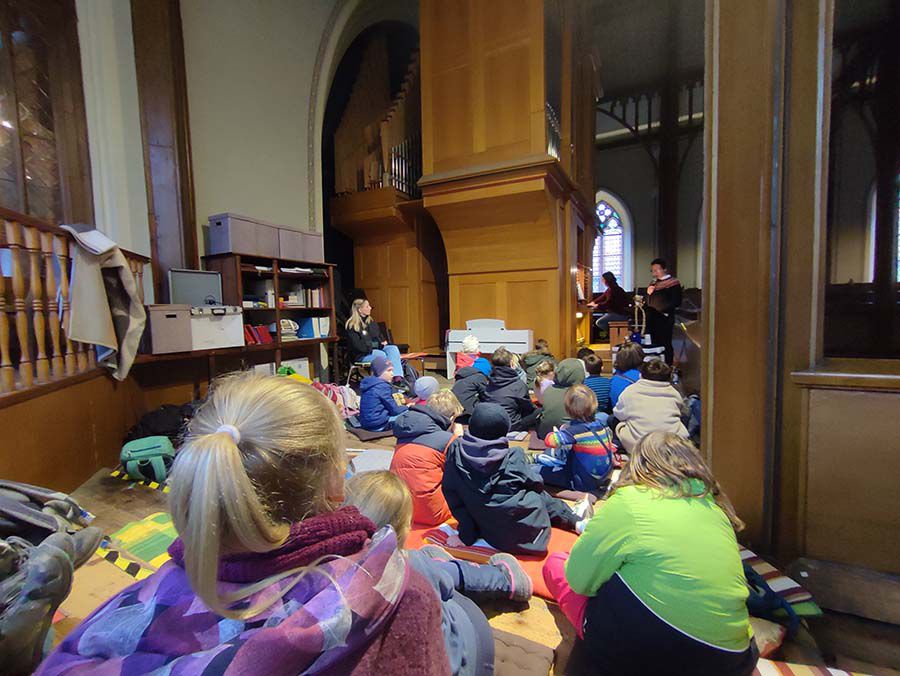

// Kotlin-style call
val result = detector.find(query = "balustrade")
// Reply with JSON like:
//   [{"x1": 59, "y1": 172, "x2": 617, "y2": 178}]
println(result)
[{"x1": 0, "y1": 215, "x2": 148, "y2": 397}]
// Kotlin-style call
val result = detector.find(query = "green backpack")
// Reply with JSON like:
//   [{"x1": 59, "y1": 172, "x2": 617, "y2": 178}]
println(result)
[{"x1": 120, "y1": 436, "x2": 175, "y2": 483}]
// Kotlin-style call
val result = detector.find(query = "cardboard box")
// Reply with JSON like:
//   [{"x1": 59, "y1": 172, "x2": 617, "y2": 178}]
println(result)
[
  {"x1": 145, "y1": 304, "x2": 192, "y2": 354},
  {"x1": 208, "y1": 212, "x2": 279, "y2": 257}
]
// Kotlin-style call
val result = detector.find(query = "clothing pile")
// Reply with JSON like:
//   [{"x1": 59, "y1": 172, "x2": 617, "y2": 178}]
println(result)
[{"x1": 0, "y1": 481, "x2": 102, "y2": 675}]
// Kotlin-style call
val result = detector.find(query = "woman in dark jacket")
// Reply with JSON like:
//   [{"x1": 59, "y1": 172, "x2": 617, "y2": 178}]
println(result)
[
  {"x1": 590, "y1": 272, "x2": 631, "y2": 330},
  {"x1": 345, "y1": 298, "x2": 403, "y2": 375}
]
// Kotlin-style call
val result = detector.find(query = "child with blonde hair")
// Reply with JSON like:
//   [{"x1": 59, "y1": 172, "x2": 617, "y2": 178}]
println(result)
[
  {"x1": 346, "y1": 471, "x2": 532, "y2": 676},
  {"x1": 533, "y1": 359, "x2": 556, "y2": 405},
  {"x1": 41, "y1": 373, "x2": 449, "y2": 675},
  {"x1": 543, "y1": 432, "x2": 757, "y2": 675},
  {"x1": 538, "y1": 384, "x2": 616, "y2": 493},
  {"x1": 390, "y1": 390, "x2": 464, "y2": 526}
]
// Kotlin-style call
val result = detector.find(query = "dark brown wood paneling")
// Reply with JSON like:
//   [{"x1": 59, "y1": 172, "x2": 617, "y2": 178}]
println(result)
[{"x1": 131, "y1": 0, "x2": 198, "y2": 302}]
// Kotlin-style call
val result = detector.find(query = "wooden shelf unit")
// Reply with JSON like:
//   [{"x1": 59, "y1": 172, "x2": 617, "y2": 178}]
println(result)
[{"x1": 198, "y1": 253, "x2": 338, "y2": 378}]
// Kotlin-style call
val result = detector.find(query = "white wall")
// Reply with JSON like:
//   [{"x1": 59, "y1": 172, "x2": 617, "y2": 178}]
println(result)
[
  {"x1": 180, "y1": 0, "x2": 338, "y2": 247},
  {"x1": 594, "y1": 144, "x2": 658, "y2": 288},
  {"x1": 76, "y1": 0, "x2": 151, "y2": 258}
]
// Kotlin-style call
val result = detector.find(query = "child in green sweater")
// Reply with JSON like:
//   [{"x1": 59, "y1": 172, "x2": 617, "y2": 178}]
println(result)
[{"x1": 543, "y1": 431, "x2": 758, "y2": 676}]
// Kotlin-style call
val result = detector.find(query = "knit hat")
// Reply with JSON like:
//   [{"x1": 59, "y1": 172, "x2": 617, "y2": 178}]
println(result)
[
  {"x1": 468, "y1": 403, "x2": 510, "y2": 440},
  {"x1": 414, "y1": 376, "x2": 438, "y2": 400},
  {"x1": 370, "y1": 355, "x2": 391, "y2": 377},
  {"x1": 472, "y1": 357, "x2": 492, "y2": 377}
]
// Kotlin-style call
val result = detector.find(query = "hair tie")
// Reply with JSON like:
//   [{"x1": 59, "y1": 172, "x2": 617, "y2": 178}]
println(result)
[{"x1": 216, "y1": 424, "x2": 241, "y2": 445}]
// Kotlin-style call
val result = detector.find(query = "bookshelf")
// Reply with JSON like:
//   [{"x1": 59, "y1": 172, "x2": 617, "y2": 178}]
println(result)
[{"x1": 203, "y1": 253, "x2": 338, "y2": 378}]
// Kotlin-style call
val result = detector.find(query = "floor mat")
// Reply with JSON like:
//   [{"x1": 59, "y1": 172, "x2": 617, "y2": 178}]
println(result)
[
  {"x1": 406, "y1": 522, "x2": 578, "y2": 600},
  {"x1": 108, "y1": 511, "x2": 178, "y2": 569},
  {"x1": 346, "y1": 425, "x2": 395, "y2": 442}
]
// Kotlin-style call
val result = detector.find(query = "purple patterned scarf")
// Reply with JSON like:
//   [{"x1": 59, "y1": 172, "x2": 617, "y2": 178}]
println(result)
[{"x1": 38, "y1": 507, "x2": 410, "y2": 675}]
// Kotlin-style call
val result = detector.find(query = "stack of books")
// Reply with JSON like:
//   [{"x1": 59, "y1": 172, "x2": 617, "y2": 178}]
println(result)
[{"x1": 243, "y1": 324, "x2": 275, "y2": 345}]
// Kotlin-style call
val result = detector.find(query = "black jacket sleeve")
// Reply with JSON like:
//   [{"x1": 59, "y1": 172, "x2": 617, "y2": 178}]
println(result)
[
  {"x1": 505, "y1": 447, "x2": 545, "y2": 493},
  {"x1": 442, "y1": 460, "x2": 479, "y2": 545},
  {"x1": 516, "y1": 383, "x2": 536, "y2": 415},
  {"x1": 346, "y1": 328, "x2": 371, "y2": 361}
]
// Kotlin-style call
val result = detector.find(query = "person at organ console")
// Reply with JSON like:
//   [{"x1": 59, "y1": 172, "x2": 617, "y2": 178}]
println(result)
[{"x1": 645, "y1": 259, "x2": 683, "y2": 365}]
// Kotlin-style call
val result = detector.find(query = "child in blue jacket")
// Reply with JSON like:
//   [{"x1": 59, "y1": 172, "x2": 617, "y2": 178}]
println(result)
[
  {"x1": 359, "y1": 355, "x2": 407, "y2": 431},
  {"x1": 539, "y1": 384, "x2": 616, "y2": 493}
]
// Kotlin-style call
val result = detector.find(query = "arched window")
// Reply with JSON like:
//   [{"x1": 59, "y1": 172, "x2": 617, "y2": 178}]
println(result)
[{"x1": 592, "y1": 191, "x2": 633, "y2": 292}]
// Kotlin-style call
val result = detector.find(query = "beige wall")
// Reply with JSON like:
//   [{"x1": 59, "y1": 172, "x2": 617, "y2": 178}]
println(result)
[
  {"x1": 180, "y1": 0, "x2": 338, "y2": 243},
  {"x1": 76, "y1": 0, "x2": 151, "y2": 259}
]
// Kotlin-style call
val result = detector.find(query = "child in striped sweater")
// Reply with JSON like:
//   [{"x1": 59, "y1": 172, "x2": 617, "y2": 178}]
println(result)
[{"x1": 537, "y1": 385, "x2": 616, "y2": 493}]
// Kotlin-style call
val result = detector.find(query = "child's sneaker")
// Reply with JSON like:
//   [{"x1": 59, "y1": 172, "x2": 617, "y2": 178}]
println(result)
[
  {"x1": 572, "y1": 496, "x2": 594, "y2": 521},
  {"x1": 488, "y1": 552, "x2": 533, "y2": 602}
]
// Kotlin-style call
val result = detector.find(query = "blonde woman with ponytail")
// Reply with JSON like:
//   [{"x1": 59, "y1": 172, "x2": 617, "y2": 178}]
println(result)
[
  {"x1": 40, "y1": 373, "x2": 450, "y2": 676},
  {"x1": 542, "y1": 432, "x2": 758, "y2": 676},
  {"x1": 345, "y1": 298, "x2": 403, "y2": 377}
]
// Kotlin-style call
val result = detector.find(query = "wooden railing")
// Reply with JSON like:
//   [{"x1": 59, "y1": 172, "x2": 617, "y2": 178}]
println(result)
[{"x1": 0, "y1": 208, "x2": 148, "y2": 400}]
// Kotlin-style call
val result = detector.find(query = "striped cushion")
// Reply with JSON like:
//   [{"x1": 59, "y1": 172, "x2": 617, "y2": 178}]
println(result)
[
  {"x1": 753, "y1": 659, "x2": 866, "y2": 675},
  {"x1": 740, "y1": 546, "x2": 822, "y2": 617}
]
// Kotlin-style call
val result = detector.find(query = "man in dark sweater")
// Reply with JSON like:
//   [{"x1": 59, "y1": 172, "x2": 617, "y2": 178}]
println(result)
[
  {"x1": 645, "y1": 258, "x2": 683, "y2": 365},
  {"x1": 481, "y1": 347, "x2": 541, "y2": 431}
]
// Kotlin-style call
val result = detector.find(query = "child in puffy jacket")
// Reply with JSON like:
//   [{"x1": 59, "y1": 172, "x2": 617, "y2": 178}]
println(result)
[
  {"x1": 359, "y1": 355, "x2": 407, "y2": 431},
  {"x1": 441, "y1": 403, "x2": 591, "y2": 555},
  {"x1": 390, "y1": 390, "x2": 463, "y2": 526},
  {"x1": 538, "y1": 385, "x2": 616, "y2": 493}
]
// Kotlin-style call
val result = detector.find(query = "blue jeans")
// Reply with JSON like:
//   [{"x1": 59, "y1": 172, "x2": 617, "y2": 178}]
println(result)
[
  {"x1": 595, "y1": 312, "x2": 629, "y2": 329},
  {"x1": 437, "y1": 559, "x2": 514, "y2": 600},
  {"x1": 361, "y1": 345, "x2": 403, "y2": 376}
]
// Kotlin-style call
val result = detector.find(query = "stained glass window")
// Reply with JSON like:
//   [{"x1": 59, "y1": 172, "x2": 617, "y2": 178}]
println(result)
[
  {"x1": 0, "y1": 1, "x2": 88, "y2": 224},
  {"x1": 592, "y1": 200, "x2": 625, "y2": 292}
]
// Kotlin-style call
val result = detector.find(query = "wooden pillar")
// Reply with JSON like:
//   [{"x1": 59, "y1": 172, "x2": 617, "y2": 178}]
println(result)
[
  {"x1": 774, "y1": 0, "x2": 833, "y2": 559},
  {"x1": 702, "y1": 0, "x2": 785, "y2": 547},
  {"x1": 132, "y1": 0, "x2": 197, "y2": 303}
]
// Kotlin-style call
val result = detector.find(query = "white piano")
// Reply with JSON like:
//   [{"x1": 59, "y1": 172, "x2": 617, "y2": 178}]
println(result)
[{"x1": 446, "y1": 319, "x2": 533, "y2": 378}]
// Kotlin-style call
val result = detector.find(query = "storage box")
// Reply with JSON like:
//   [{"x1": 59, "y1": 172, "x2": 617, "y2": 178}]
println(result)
[
  {"x1": 208, "y1": 213, "x2": 279, "y2": 258},
  {"x1": 190, "y1": 306, "x2": 244, "y2": 350},
  {"x1": 278, "y1": 228, "x2": 324, "y2": 263},
  {"x1": 146, "y1": 304, "x2": 193, "y2": 354},
  {"x1": 281, "y1": 357, "x2": 311, "y2": 380}
]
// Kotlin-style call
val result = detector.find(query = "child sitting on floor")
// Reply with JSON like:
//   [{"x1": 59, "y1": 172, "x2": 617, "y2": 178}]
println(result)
[
  {"x1": 582, "y1": 353, "x2": 611, "y2": 416},
  {"x1": 390, "y1": 390, "x2": 464, "y2": 526},
  {"x1": 538, "y1": 385, "x2": 616, "y2": 494},
  {"x1": 452, "y1": 362, "x2": 490, "y2": 423},
  {"x1": 612, "y1": 359, "x2": 689, "y2": 453},
  {"x1": 359, "y1": 355, "x2": 408, "y2": 431},
  {"x1": 346, "y1": 470, "x2": 532, "y2": 676},
  {"x1": 481, "y1": 347, "x2": 541, "y2": 431},
  {"x1": 40, "y1": 373, "x2": 449, "y2": 675},
  {"x1": 455, "y1": 334, "x2": 492, "y2": 375},
  {"x1": 542, "y1": 432, "x2": 757, "y2": 676},
  {"x1": 609, "y1": 341, "x2": 644, "y2": 409},
  {"x1": 442, "y1": 403, "x2": 591, "y2": 555},
  {"x1": 533, "y1": 359, "x2": 555, "y2": 405},
  {"x1": 521, "y1": 338, "x2": 558, "y2": 389},
  {"x1": 413, "y1": 375, "x2": 439, "y2": 405},
  {"x1": 537, "y1": 357, "x2": 586, "y2": 438}
]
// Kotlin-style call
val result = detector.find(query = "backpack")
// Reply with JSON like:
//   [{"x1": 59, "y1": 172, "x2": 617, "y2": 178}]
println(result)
[
  {"x1": 120, "y1": 435, "x2": 176, "y2": 483},
  {"x1": 124, "y1": 403, "x2": 195, "y2": 444},
  {"x1": 744, "y1": 561, "x2": 800, "y2": 636}
]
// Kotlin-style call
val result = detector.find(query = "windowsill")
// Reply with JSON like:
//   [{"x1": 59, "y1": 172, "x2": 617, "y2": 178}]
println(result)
[{"x1": 791, "y1": 358, "x2": 900, "y2": 392}]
